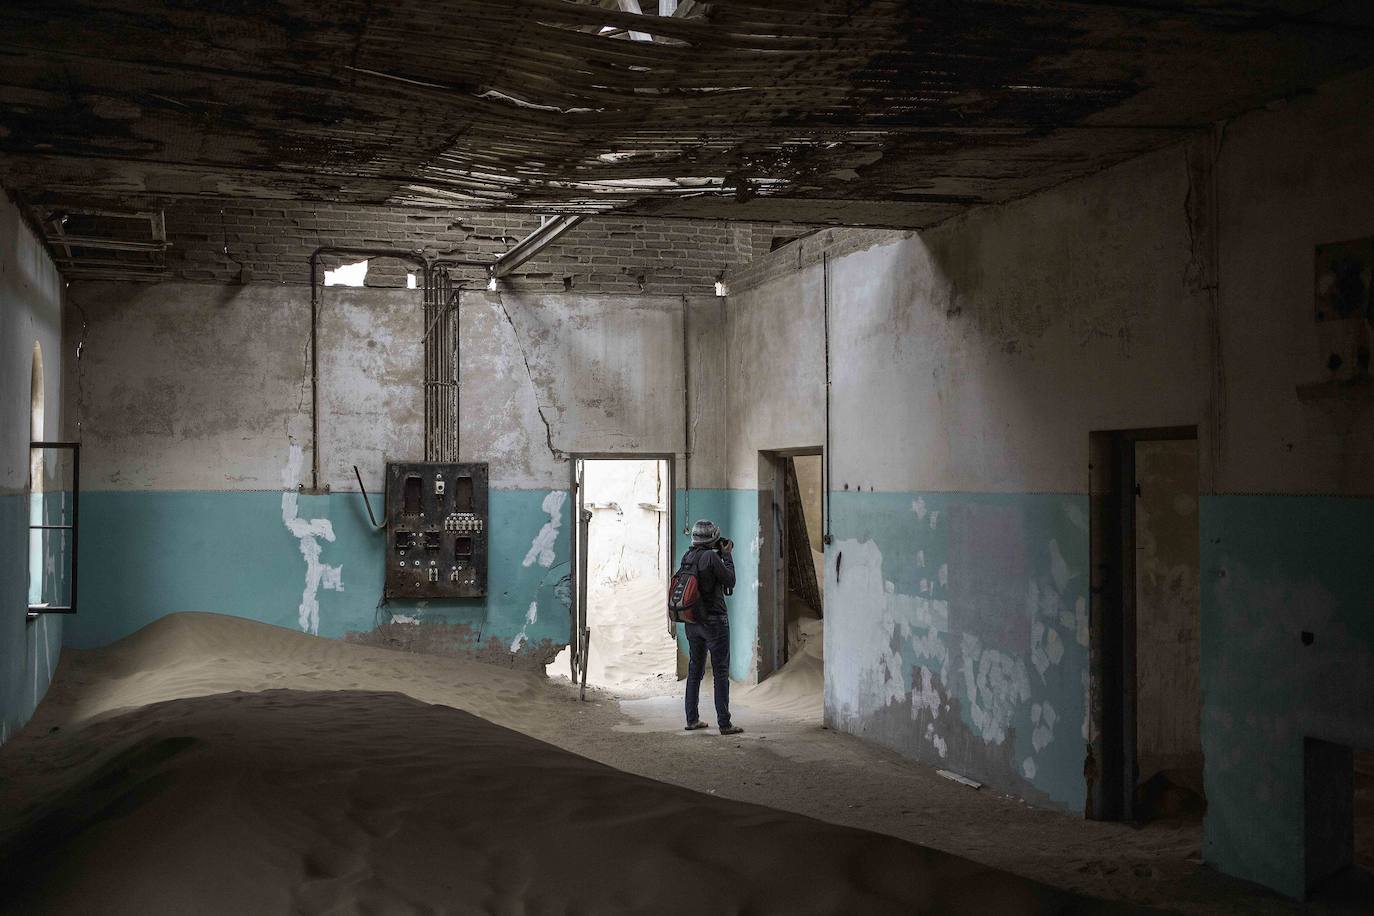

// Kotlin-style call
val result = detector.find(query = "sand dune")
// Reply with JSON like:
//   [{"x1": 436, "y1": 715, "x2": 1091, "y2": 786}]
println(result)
[
  {"x1": 0, "y1": 690, "x2": 1091, "y2": 915},
  {"x1": 34, "y1": 611, "x2": 569, "y2": 738},
  {"x1": 0, "y1": 613, "x2": 1103, "y2": 914}
]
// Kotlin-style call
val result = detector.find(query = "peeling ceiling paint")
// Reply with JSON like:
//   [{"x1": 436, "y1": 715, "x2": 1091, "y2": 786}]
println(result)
[{"x1": 2, "y1": 0, "x2": 1373, "y2": 227}]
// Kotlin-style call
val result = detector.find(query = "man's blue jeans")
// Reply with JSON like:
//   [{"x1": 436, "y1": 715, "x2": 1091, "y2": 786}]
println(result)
[{"x1": 684, "y1": 614, "x2": 731, "y2": 728}]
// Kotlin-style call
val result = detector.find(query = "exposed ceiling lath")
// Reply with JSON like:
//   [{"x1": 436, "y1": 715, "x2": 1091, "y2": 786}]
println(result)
[
  {"x1": 33, "y1": 206, "x2": 168, "y2": 282},
  {"x1": 2, "y1": 0, "x2": 1373, "y2": 228}
]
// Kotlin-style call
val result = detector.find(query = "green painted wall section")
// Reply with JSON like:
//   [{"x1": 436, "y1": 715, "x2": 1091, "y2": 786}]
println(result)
[
  {"x1": 65, "y1": 489, "x2": 571, "y2": 655},
  {"x1": 1, "y1": 493, "x2": 64, "y2": 745},
  {"x1": 1201, "y1": 495, "x2": 1374, "y2": 899},
  {"x1": 825, "y1": 490, "x2": 1090, "y2": 812}
]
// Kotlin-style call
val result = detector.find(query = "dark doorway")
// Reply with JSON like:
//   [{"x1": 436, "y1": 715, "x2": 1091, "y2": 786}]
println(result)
[
  {"x1": 1304, "y1": 742, "x2": 1374, "y2": 900},
  {"x1": 757, "y1": 449, "x2": 823, "y2": 682},
  {"x1": 1087, "y1": 427, "x2": 1205, "y2": 823}
]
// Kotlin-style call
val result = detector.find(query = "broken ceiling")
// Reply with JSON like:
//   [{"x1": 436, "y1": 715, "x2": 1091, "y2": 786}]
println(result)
[{"x1": 2, "y1": 0, "x2": 1373, "y2": 228}]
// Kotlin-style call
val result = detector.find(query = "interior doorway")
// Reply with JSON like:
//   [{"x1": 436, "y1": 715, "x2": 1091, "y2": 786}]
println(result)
[
  {"x1": 757, "y1": 449, "x2": 824, "y2": 683},
  {"x1": 1088, "y1": 427, "x2": 1204, "y2": 822},
  {"x1": 557, "y1": 456, "x2": 676, "y2": 692}
]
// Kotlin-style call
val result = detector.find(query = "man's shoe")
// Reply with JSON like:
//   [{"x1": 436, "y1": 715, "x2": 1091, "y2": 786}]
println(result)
[
  {"x1": 684, "y1": 721, "x2": 710, "y2": 731},
  {"x1": 719, "y1": 725, "x2": 744, "y2": 736}
]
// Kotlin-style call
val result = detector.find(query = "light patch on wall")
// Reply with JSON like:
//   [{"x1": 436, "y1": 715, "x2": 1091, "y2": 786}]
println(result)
[
  {"x1": 825, "y1": 539, "x2": 949, "y2": 721},
  {"x1": 324, "y1": 259, "x2": 368, "y2": 287},
  {"x1": 406, "y1": 272, "x2": 417, "y2": 289},
  {"x1": 280, "y1": 444, "x2": 344, "y2": 635},
  {"x1": 1031, "y1": 701, "x2": 1057, "y2": 752},
  {"x1": 961, "y1": 632, "x2": 1030, "y2": 744},
  {"x1": 523, "y1": 490, "x2": 567, "y2": 568},
  {"x1": 510, "y1": 600, "x2": 539, "y2": 653}
]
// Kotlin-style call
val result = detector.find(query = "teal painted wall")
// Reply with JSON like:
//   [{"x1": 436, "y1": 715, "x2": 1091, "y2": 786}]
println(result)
[
  {"x1": 65, "y1": 489, "x2": 571, "y2": 655},
  {"x1": 673, "y1": 488, "x2": 758, "y2": 682},
  {"x1": 825, "y1": 490, "x2": 1090, "y2": 812},
  {"x1": 1201, "y1": 495, "x2": 1374, "y2": 899},
  {"x1": 1, "y1": 494, "x2": 64, "y2": 744}
]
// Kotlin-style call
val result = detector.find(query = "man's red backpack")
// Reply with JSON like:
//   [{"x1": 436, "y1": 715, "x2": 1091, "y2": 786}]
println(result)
[{"x1": 668, "y1": 553, "x2": 703, "y2": 624}]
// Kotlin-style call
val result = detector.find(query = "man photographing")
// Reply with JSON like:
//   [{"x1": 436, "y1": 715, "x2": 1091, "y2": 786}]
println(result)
[{"x1": 677, "y1": 519, "x2": 742, "y2": 735}]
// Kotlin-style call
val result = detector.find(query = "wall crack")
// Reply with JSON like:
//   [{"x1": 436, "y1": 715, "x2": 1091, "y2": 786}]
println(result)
[{"x1": 494, "y1": 291, "x2": 565, "y2": 462}]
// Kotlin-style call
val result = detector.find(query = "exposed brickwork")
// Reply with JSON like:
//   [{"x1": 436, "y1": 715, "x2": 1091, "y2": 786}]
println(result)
[
  {"x1": 724, "y1": 225, "x2": 914, "y2": 294},
  {"x1": 160, "y1": 200, "x2": 788, "y2": 295}
]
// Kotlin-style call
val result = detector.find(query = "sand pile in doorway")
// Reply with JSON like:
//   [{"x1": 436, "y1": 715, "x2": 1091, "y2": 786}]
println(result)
[
  {"x1": 0, "y1": 612, "x2": 1095, "y2": 915},
  {"x1": 548, "y1": 575, "x2": 678, "y2": 693},
  {"x1": 738, "y1": 616, "x2": 824, "y2": 721}
]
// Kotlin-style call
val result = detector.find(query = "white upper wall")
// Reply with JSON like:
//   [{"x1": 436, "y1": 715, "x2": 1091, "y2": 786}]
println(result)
[
  {"x1": 1, "y1": 195, "x2": 63, "y2": 493},
  {"x1": 724, "y1": 262, "x2": 827, "y2": 490},
  {"x1": 1215, "y1": 68, "x2": 1374, "y2": 495},
  {"x1": 726, "y1": 141, "x2": 1206, "y2": 495},
  {"x1": 65, "y1": 283, "x2": 704, "y2": 492}
]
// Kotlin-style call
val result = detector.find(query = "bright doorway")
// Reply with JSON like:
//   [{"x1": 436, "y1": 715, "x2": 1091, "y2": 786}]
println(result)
[{"x1": 555, "y1": 457, "x2": 676, "y2": 692}]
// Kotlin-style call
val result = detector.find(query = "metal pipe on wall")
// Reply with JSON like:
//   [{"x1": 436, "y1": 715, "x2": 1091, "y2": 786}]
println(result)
[
  {"x1": 306, "y1": 247, "x2": 484, "y2": 491},
  {"x1": 680, "y1": 294, "x2": 691, "y2": 534},
  {"x1": 822, "y1": 252, "x2": 833, "y2": 545}
]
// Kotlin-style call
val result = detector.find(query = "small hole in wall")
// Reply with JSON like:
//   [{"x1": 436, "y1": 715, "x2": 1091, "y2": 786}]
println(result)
[
  {"x1": 563, "y1": 276, "x2": 574, "y2": 290},
  {"x1": 406, "y1": 273, "x2": 417, "y2": 289},
  {"x1": 836, "y1": 551, "x2": 843, "y2": 583},
  {"x1": 715, "y1": 280, "x2": 728, "y2": 297}
]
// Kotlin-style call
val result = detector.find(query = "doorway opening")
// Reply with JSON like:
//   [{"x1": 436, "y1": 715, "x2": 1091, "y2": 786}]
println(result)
[
  {"x1": 555, "y1": 457, "x2": 676, "y2": 693},
  {"x1": 1304, "y1": 741, "x2": 1374, "y2": 899},
  {"x1": 1088, "y1": 427, "x2": 1205, "y2": 822},
  {"x1": 755, "y1": 449, "x2": 824, "y2": 708}
]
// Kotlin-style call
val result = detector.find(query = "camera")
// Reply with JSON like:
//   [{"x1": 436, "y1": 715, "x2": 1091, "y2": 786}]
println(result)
[{"x1": 715, "y1": 536, "x2": 733, "y2": 553}]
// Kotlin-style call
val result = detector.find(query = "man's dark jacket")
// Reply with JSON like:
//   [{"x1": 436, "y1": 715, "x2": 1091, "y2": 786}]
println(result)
[{"x1": 681, "y1": 546, "x2": 735, "y2": 618}]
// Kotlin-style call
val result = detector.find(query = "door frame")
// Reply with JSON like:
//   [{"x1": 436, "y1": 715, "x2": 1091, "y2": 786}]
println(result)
[
  {"x1": 756, "y1": 446, "x2": 823, "y2": 683},
  {"x1": 1087, "y1": 425, "x2": 1197, "y2": 821},
  {"x1": 566, "y1": 453, "x2": 678, "y2": 693}
]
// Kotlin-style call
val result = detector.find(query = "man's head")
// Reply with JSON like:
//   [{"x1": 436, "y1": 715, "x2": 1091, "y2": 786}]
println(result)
[{"x1": 691, "y1": 519, "x2": 720, "y2": 547}]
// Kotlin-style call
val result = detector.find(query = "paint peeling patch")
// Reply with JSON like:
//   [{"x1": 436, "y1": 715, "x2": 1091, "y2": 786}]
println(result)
[
  {"x1": 1031, "y1": 701, "x2": 1057, "y2": 752},
  {"x1": 390, "y1": 614, "x2": 420, "y2": 625},
  {"x1": 510, "y1": 600, "x2": 539, "y2": 653},
  {"x1": 826, "y1": 539, "x2": 949, "y2": 720},
  {"x1": 961, "y1": 633, "x2": 1030, "y2": 744},
  {"x1": 1049, "y1": 539, "x2": 1070, "y2": 592},
  {"x1": 280, "y1": 444, "x2": 344, "y2": 636},
  {"x1": 1023, "y1": 758, "x2": 1037, "y2": 779},
  {"x1": 912, "y1": 666, "x2": 942, "y2": 718},
  {"x1": 523, "y1": 490, "x2": 567, "y2": 568}
]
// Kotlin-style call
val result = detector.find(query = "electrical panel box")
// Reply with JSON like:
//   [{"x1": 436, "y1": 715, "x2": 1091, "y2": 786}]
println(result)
[{"x1": 385, "y1": 462, "x2": 488, "y2": 599}]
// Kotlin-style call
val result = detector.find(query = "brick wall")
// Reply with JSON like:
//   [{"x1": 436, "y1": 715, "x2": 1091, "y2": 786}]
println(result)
[
  {"x1": 724, "y1": 225, "x2": 913, "y2": 294},
  {"x1": 161, "y1": 200, "x2": 790, "y2": 295}
]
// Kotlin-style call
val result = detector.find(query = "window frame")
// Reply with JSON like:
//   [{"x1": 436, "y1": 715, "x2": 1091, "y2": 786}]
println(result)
[{"x1": 27, "y1": 440, "x2": 79, "y2": 618}]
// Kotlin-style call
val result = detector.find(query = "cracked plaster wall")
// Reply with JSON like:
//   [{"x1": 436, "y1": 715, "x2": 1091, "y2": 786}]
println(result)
[
  {"x1": 721, "y1": 67, "x2": 1374, "y2": 898},
  {"x1": 59, "y1": 280, "x2": 709, "y2": 665}
]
